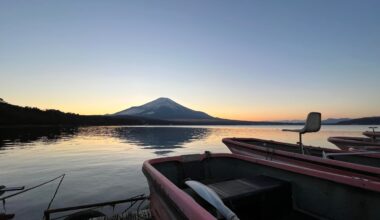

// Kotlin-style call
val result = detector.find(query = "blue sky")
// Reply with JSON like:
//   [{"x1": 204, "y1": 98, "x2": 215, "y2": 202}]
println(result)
[{"x1": 0, "y1": 1, "x2": 379, "y2": 120}]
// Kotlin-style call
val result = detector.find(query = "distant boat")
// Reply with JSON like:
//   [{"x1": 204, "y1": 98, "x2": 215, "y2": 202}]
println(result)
[
  {"x1": 363, "y1": 131, "x2": 380, "y2": 139},
  {"x1": 363, "y1": 127, "x2": 380, "y2": 140},
  {"x1": 328, "y1": 136, "x2": 380, "y2": 150},
  {"x1": 328, "y1": 127, "x2": 380, "y2": 150},
  {"x1": 143, "y1": 152, "x2": 380, "y2": 220}
]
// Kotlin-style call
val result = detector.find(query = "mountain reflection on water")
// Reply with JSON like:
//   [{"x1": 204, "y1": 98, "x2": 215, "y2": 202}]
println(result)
[
  {"x1": 113, "y1": 127, "x2": 211, "y2": 155},
  {"x1": 0, "y1": 126, "x2": 210, "y2": 155}
]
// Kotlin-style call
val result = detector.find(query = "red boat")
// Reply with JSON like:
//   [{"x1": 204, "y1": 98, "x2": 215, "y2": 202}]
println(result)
[
  {"x1": 225, "y1": 112, "x2": 380, "y2": 172},
  {"x1": 223, "y1": 137, "x2": 380, "y2": 179},
  {"x1": 363, "y1": 127, "x2": 380, "y2": 140},
  {"x1": 328, "y1": 127, "x2": 380, "y2": 150},
  {"x1": 363, "y1": 131, "x2": 380, "y2": 139},
  {"x1": 328, "y1": 136, "x2": 380, "y2": 150},
  {"x1": 143, "y1": 152, "x2": 380, "y2": 220}
]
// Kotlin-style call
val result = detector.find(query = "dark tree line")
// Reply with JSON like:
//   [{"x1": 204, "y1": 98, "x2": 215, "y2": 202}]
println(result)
[{"x1": 0, "y1": 102, "x2": 166, "y2": 126}]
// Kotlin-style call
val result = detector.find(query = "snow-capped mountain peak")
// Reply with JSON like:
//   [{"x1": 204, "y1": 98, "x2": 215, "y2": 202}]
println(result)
[
  {"x1": 141, "y1": 97, "x2": 181, "y2": 110},
  {"x1": 113, "y1": 98, "x2": 213, "y2": 120}
]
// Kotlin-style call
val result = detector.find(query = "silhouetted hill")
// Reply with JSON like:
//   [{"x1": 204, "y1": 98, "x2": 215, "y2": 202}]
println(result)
[
  {"x1": 323, "y1": 118, "x2": 352, "y2": 124},
  {"x1": 0, "y1": 101, "x2": 167, "y2": 126},
  {"x1": 275, "y1": 118, "x2": 351, "y2": 125},
  {"x1": 337, "y1": 117, "x2": 380, "y2": 125}
]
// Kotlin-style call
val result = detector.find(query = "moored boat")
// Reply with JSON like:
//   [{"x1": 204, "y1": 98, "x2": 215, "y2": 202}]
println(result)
[
  {"x1": 143, "y1": 152, "x2": 380, "y2": 220},
  {"x1": 223, "y1": 137, "x2": 380, "y2": 177},
  {"x1": 363, "y1": 127, "x2": 380, "y2": 140},
  {"x1": 363, "y1": 131, "x2": 380, "y2": 139},
  {"x1": 328, "y1": 126, "x2": 380, "y2": 150},
  {"x1": 327, "y1": 136, "x2": 380, "y2": 150}
]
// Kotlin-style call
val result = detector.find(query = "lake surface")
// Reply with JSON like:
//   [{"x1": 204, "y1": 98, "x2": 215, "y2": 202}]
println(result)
[{"x1": 0, "y1": 125, "x2": 374, "y2": 219}]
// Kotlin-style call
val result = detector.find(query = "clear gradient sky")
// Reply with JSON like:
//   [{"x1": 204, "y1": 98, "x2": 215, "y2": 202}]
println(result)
[{"x1": 0, "y1": 1, "x2": 379, "y2": 121}]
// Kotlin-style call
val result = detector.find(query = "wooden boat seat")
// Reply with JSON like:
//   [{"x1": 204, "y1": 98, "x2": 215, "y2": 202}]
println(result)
[
  {"x1": 184, "y1": 175, "x2": 293, "y2": 220},
  {"x1": 207, "y1": 175, "x2": 290, "y2": 201}
]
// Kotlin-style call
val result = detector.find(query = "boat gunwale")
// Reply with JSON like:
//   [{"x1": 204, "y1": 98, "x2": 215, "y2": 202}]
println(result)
[
  {"x1": 222, "y1": 138, "x2": 380, "y2": 175},
  {"x1": 226, "y1": 137, "x2": 380, "y2": 158},
  {"x1": 143, "y1": 158, "x2": 216, "y2": 220},
  {"x1": 363, "y1": 131, "x2": 380, "y2": 138},
  {"x1": 227, "y1": 137, "x2": 380, "y2": 156},
  {"x1": 144, "y1": 153, "x2": 380, "y2": 195},
  {"x1": 328, "y1": 136, "x2": 380, "y2": 147}
]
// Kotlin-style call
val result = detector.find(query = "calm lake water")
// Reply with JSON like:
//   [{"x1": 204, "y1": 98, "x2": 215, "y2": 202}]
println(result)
[{"x1": 0, "y1": 125, "x2": 374, "y2": 219}]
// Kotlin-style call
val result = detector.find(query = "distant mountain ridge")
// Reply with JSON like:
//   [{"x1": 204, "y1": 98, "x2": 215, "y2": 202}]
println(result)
[
  {"x1": 114, "y1": 97, "x2": 214, "y2": 120},
  {"x1": 1, "y1": 97, "x2": 379, "y2": 126},
  {"x1": 276, "y1": 118, "x2": 351, "y2": 125},
  {"x1": 337, "y1": 117, "x2": 380, "y2": 125},
  {"x1": 323, "y1": 118, "x2": 352, "y2": 124}
]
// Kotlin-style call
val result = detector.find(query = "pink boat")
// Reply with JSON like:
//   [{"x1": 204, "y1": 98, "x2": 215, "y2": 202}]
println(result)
[
  {"x1": 363, "y1": 127, "x2": 380, "y2": 140},
  {"x1": 223, "y1": 137, "x2": 380, "y2": 178},
  {"x1": 327, "y1": 136, "x2": 380, "y2": 150},
  {"x1": 328, "y1": 127, "x2": 380, "y2": 150},
  {"x1": 224, "y1": 112, "x2": 380, "y2": 171},
  {"x1": 363, "y1": 131, "x2": 380, "y2": 139},
  {"x1": 143, "y1": 152, "x2": 380, "y2": 220}
]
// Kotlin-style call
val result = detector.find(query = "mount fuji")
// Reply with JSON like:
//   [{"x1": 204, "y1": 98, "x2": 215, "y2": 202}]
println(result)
[{"x1": 113, "y1": 98, "x2": 214, "y2": 120}]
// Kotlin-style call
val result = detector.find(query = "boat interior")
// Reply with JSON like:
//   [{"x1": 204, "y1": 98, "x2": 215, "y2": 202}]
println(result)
[{"x1": 151, "y1": 154, "x2": 380, "y2": 220}]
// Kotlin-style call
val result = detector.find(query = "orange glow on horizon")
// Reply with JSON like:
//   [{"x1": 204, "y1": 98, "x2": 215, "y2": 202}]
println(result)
[
  {"x1": 61, "y1": 107, "x2": 353, "y2": 122},
  {"x1": 5, "y1": 97, "x2": 374, "y2": 122}
]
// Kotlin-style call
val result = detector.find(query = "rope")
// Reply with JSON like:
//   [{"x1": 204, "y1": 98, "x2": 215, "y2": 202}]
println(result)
[
  {"x1": 49, "y1": 194, "x2": 147, "y2": 220},
  {"x1": 0, "y1": 174, "x2": 65, "y2": 201},
  {"x1": 46, "y1": 174, "x2": 65, "y2": 210},
  {"x1": 136, "y1": 197, "x2": 148, "y2": 219},
  {"x1": 50, "y1": 207, "x2": 99, "y2": 220}
]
